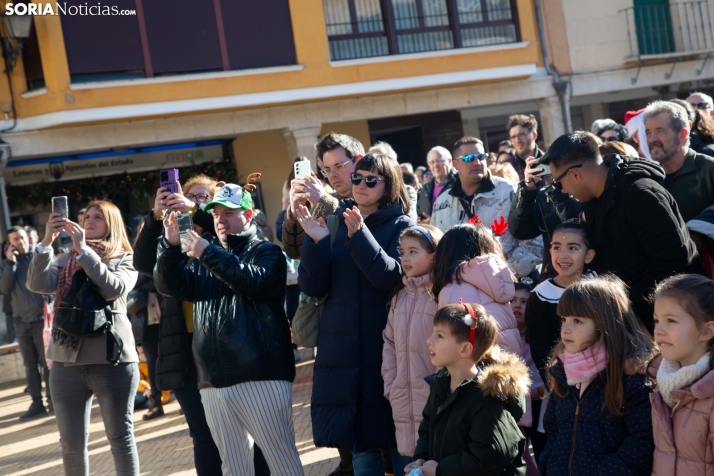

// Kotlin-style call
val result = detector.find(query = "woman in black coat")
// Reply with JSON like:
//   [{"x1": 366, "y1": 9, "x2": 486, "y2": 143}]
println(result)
[{"x1": 297, "y1": 153, "x2": 415, "y2": 475}]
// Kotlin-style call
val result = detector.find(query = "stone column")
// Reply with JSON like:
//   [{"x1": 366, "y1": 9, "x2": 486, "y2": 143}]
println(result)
[
  {"x1": 460, "y1": 114, "x2": 481, "y2": 141},
  {"x1": 281, "y1": 125, "x2": 322, "y2": 170},
  {"x1": 582, "y1": 103, "x2": 610, "y2": 132},
  {"x1": 536, "y1": 95, "x2": 568, "y2": 145}
]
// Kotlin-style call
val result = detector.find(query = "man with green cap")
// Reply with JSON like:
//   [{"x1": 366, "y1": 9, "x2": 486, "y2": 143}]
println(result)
[{"x1": 156, "y1": 183, "x2": 304, "y2": 476}]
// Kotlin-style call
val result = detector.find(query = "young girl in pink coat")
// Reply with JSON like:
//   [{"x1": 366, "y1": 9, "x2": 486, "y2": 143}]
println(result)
[
  {"x1": 431, "y1": 223, "x2": 530, "y2": 428},
  {"x1": 432, "y1": 224, "x2": 522, "y2": 357},
  {"x1": 382, "y1": 225, "x2": 443, "y2": 467},
  {"x1": 650, "y1": 274, "x2": 714, "y2": 475}
]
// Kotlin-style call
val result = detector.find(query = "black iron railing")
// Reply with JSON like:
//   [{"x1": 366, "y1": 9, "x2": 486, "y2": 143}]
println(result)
[
  {"x1": 621, "y1": 1, "x2": 714, "y2": 57},
  {"x1": 324, "y1": 0, "x2": 520, "y2": 61}
]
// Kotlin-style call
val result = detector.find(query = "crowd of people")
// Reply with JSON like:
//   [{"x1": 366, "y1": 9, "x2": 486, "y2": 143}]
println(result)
[{"x1": 1, "y1": 90, "x2": 714, "y2": 476}]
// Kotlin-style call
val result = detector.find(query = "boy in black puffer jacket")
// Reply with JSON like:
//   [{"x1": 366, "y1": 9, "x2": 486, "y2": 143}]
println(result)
[{"x1": 410, "y1": 302, "x2": 530, "y2": 476}]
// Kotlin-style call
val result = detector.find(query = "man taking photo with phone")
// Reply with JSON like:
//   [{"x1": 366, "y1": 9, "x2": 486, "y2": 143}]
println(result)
[
  {"x1": 0, "y1": 226, "x2": 51, "y2": 420},
  {"x1": 156, "y1": 183, "x2": 303, "y2": 475}
]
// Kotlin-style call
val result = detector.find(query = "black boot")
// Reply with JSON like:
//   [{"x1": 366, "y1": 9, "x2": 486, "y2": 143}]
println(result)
[
  {"x1": 19, "y1": 402, "x2": 47, "y2": 421},
  {"x1": 142, "y1": 394, "x2": 165, "y2": 421}
]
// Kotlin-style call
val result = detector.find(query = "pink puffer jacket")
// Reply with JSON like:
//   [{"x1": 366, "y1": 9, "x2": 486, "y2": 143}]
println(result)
[
  {"x1": 437, "y1": 254, "x2": 532, "y2": 426},
  {"x1": 382, "y1": 274, "x2": 438, "y2": 457},
  {"x1": 437, "y1": 254, "x2": 521, "y2": 357},
  {"x1": 651, "y1": 368, "x2": 714, "y2": 475}
]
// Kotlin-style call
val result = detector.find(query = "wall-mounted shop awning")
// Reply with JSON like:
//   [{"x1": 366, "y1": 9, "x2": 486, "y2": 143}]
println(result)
[{"x1": 4, "y1": 140, "x2": 224, "y2": 186}]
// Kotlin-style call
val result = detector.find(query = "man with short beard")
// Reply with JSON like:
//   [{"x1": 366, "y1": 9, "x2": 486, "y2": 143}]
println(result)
[
  {"x1": 282, "y1": 132, "x2": 364, "y2": 259},
  {"x1": 644, "y1": 100, "x2": 714, "y2": 222}
]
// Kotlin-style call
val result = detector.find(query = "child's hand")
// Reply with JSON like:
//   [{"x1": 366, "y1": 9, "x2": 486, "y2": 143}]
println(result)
[
  {"x1": 404, "y1": 459, "x2": 425, "y2": 473},
  {"x1": 421, "y1": 461, "x2": 438, "y2": 476}
]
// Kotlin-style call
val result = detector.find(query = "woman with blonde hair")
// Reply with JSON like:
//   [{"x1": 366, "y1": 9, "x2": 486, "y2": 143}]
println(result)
[{"x1": 28, "y1": 200, "x2": 140, "y2": 475}]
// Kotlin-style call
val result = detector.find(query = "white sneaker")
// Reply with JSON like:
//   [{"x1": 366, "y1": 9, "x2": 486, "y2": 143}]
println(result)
[{"x1": 293, "y1": 348, "x2": 301, "y2": 362}]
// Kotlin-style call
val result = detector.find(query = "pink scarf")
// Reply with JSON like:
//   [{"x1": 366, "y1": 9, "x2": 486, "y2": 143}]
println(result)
[{"x1": 561, "y1": 345, "x2": 608, "y2": 385}]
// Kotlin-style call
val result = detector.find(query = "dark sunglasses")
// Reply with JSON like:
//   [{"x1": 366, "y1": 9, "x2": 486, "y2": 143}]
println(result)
[
  {"x1": 691, "y1": 101, "x2": 712, "y2": 110},
  {"x1": 457, "y1": 153, "x2": 487, "y2": 163},
  {"x1": 552, "y1": 163, "x2": 583, "y2": 190},
  {"x1": 350, "y1": 173, "x2": 386, "y2": 188}
]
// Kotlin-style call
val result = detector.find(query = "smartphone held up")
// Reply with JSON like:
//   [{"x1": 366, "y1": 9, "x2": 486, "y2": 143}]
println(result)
[
  {"x1": 294, "y1": 161, "x2": 311, "y2": 180},
  {"x1": 160, "y1": 168, "x2": 180, "y2": 194},
  {"x1": 52, "y1": 196, "x2": 69, "y2": 219},
  {"x1": 176, "y1": 212, "x2": 194, "y2": 253}
]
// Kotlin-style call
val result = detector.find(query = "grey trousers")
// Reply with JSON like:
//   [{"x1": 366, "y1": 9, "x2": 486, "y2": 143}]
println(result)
[{"x1": 51, "y1": 362, "x2": 140, "y2": 476}]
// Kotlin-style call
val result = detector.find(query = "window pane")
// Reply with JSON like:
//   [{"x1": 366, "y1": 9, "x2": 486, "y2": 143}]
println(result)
[
  {"x1": 461, "y1": 24, "x2": 517, "y2": 46},
  {"x1": 143, "y1": 0, "x2": 222, "y2": 74},
  {"x1": 487, "y1": 0, "x2": 513, "y2": 21},
  {"x1": 329, "y1": 37, "x2": 389, "y2": 59},
  {"x1": 61, "y1": 0, "x2": 145, "y2": 76},
  {"x1": 355, "y1": 0, "x2": 385, "y2": 33},
  {"x1": 398, "y1": 30, "x2": 454, "y2": 53},
  {"x1": 423, "y1": 0, "x2": 450, "y2": 27},
  {"x1": 392, "y1": 0, "x2": 419, "y2": 30},
  {"x1": 458, "y1": 0, "x2": 484, "y2": 23},
  {"x1": 220, "y1": 0, "x2": 297, "y2": 70},
  {"x1": 324, "y1": 0, "x2": 353, "y2": 35}
]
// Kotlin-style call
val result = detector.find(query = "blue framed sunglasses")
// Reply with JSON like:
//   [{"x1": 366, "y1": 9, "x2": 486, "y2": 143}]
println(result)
[{"x1": 457, "y1": 153, "x2": 487, "y2": 163}]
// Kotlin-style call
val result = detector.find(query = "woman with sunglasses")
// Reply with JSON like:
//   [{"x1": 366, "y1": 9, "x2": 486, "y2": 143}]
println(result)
[
  {"x1": 296, "y1": 153, "x2": 415, "y2": 475},
  {"x1": 133, "y1": 174, "x2": 271, "y2": 476}
]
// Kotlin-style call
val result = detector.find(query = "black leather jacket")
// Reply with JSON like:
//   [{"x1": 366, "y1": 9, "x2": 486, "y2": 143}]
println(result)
[
  {"x1": 508, "y1": 182, "x2": 582, "y2": 275},
  {"x1": 155, "y1": 225, "x2": 295, "y2": 389}
]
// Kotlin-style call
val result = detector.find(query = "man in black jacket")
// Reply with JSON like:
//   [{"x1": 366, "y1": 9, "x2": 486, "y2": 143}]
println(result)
[
  {"x1": 156, "y1": 183, "x2": 303, "y2": 476},
  {"x1": 508, "y1": 156, "x2": 582, "y2": 276},
  {"x1": 539, "y1": 132, "x2": 701, "y2": 330},
  {"x1": 417, "y1": 146, "x2": 457, "y2": 221}
]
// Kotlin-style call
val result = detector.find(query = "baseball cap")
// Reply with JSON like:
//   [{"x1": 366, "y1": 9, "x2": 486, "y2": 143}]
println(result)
[{"x1": 203, "y1": 184, "x2": 253, "y2": 211}]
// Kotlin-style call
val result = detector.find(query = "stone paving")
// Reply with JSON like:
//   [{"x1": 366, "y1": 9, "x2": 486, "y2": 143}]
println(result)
[{"x1": 0, "y1": 348, "x2": 340, "y2": 476}]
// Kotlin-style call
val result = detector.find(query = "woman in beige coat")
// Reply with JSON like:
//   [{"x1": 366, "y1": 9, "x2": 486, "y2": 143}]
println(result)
[
  {"x1": 382, "y1": 225, "x2": 443, "y2": 465},
  {"x1": 28, "y1": 200, "x2": 139, "y2": 476}
]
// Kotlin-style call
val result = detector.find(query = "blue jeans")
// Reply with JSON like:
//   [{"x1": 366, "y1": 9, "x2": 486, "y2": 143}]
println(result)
[
  {"x1": 51, "y1": 362, "x2": 140, "y2": 476},
  {"x1": 353, "y1": 449, "x2": 411, "y2": 476}
]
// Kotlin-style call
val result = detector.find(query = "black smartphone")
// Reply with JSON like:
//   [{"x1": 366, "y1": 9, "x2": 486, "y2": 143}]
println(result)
[{"x1": 52, "y1": 196, "x2": 69, "y2": 219}]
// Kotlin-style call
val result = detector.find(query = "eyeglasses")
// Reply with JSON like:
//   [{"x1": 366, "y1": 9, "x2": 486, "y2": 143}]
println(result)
[
  {"x1": 455, "y1": 153, "x2": 487, "y2": 163},
  {"x1": 552, "y1": 163, "x2": 583, "y2": 190},
  {"x1": 509, "y1": 131, "x2": 532, "y2": 142},
  {"x1": 598, "y1": 135, "x2": 619, "y2": 142},
  {"x1": 185, "y1": 193, "x2": 212, "y2": 203},
  {"x1": 427, "y1": 158, "x2": 448, "y2": 166},
  {"x1": 691, "y1": 101, "x2": 712, "y2": 110},
  {"x1": 350, "y1": 173, "x2": 386, "y2": 188},
  {"x1": 320, "y1": 159, "x2": 353, "y2": 177}
]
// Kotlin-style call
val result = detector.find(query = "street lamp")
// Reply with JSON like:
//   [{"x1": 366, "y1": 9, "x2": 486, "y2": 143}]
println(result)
[{"x1": 1, "y1": 14, "x2": 32, "y2": 72}]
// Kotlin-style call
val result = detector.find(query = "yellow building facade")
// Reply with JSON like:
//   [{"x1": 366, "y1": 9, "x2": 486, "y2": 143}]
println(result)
[{"x1": 0, "y1": 0, "x2": 570, "y2": 235}]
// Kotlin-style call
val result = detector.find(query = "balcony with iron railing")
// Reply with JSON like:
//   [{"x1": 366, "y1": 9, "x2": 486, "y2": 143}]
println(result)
[
  {"x1": 323, "y1": 0, "x2": 521, "y2": 61},
  {"x1": 621, "y1": 0, "x2": 714, "y2": 60}
]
